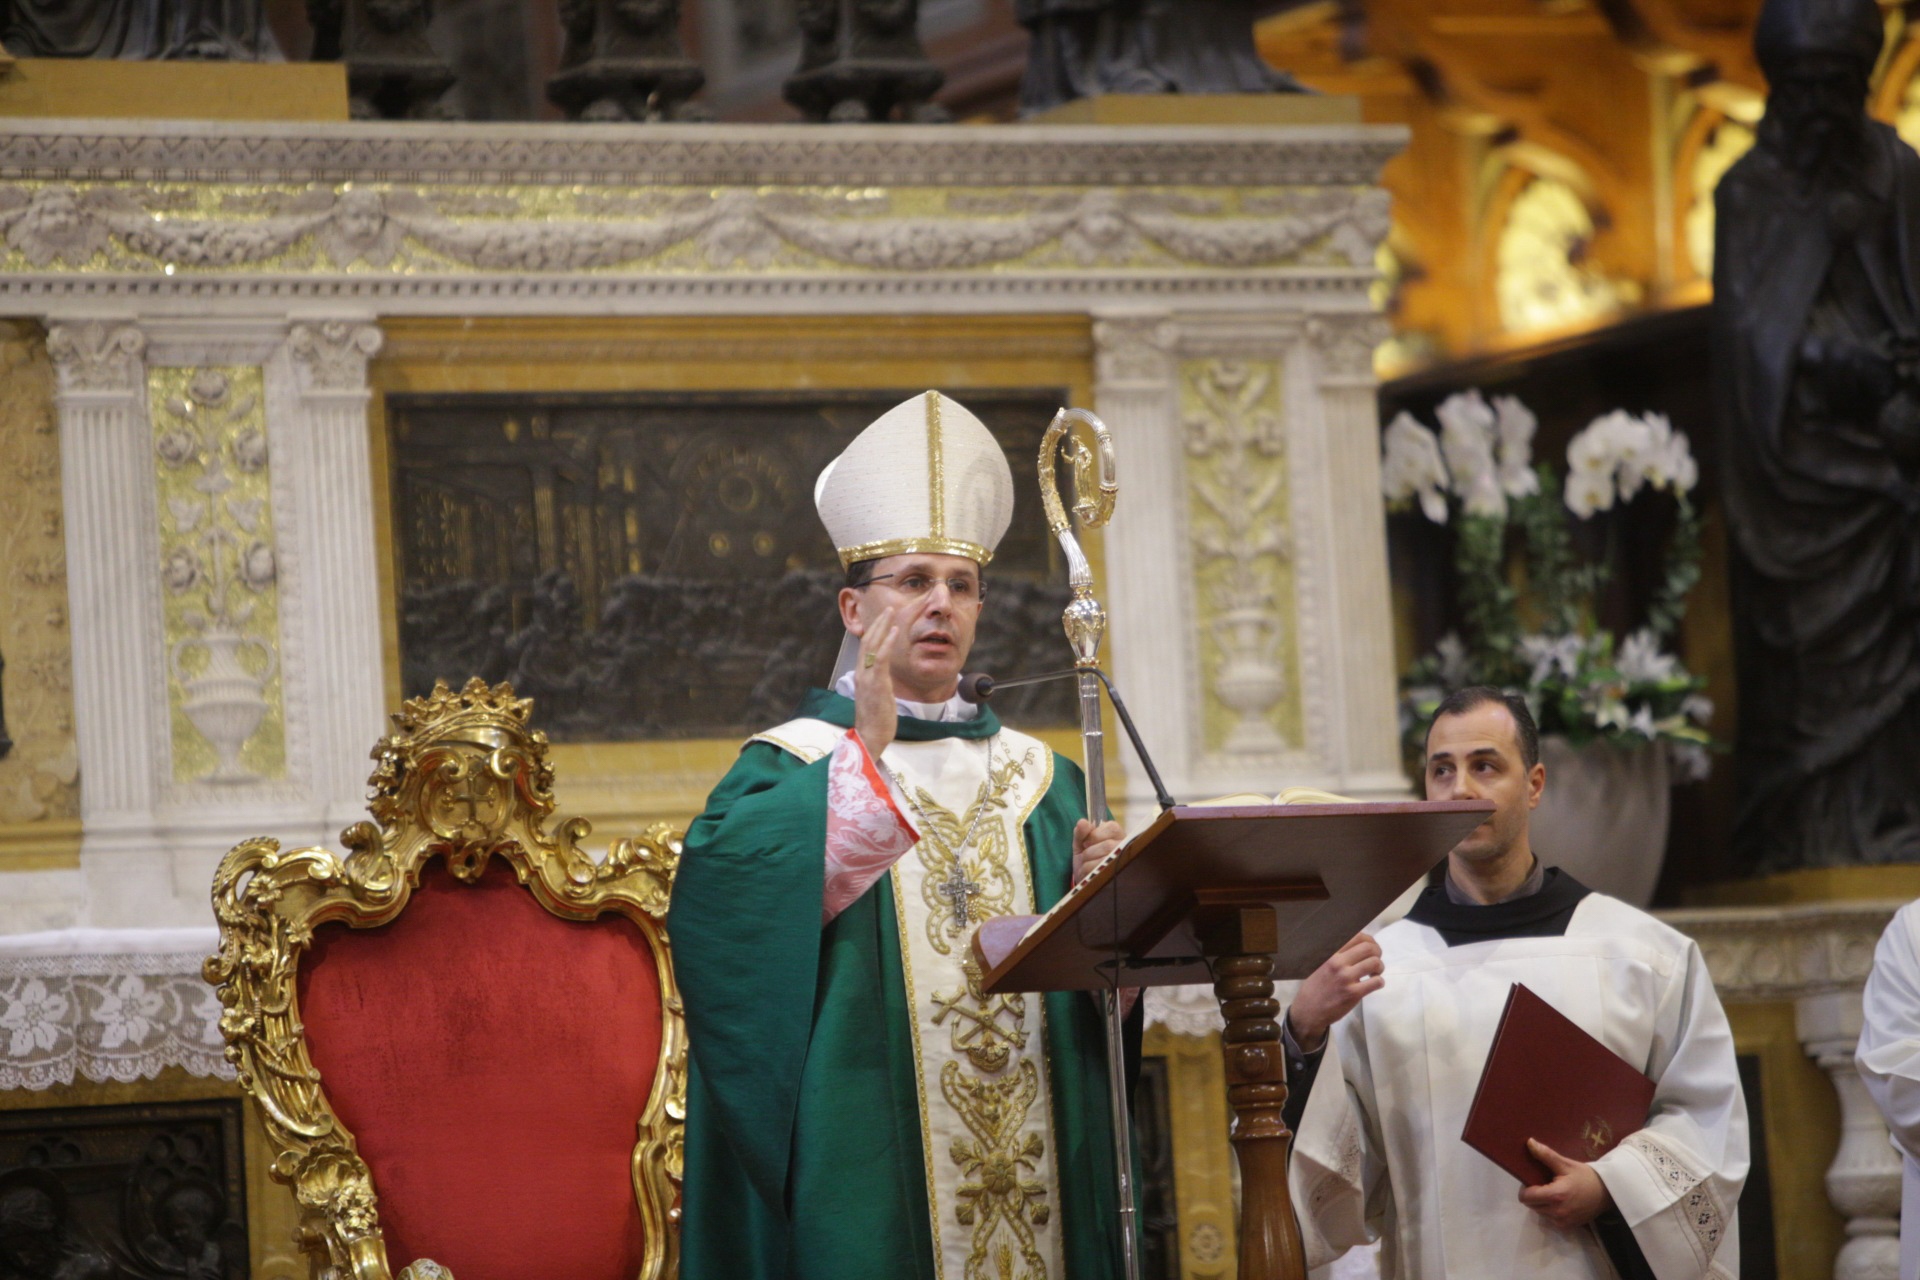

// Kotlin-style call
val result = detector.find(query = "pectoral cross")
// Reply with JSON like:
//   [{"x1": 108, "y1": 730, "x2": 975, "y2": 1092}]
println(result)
[{"x1": 938, "y1": 859, "x2": 982, "y2": 930}]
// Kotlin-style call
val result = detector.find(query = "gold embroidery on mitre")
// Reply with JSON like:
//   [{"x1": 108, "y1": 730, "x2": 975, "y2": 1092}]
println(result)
[
  {"x1": 929, "y1": 388, "x2": 946, "y2": 540},
  {"x1": 943, "y1": 1058, "x2": 1052, "y2": 1280},
  {"x1": 906, "y1": 752, "x2": 1028, "y2": 955},
  {"x1": 836, "y1": 535, "x2": 993, "y2": 569}
]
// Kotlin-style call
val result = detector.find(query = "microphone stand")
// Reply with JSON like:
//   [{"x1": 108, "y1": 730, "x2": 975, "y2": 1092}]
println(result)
[
  {"x1": 959, "y1": 667, "x2": 1176, "y2": 813},
  {"x1": 1038, "y1": 407, "x2": 1140, "y2": 1280}
]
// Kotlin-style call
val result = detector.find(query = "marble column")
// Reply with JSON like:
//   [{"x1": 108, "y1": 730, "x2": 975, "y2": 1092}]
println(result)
[
  {"x1": 1801, "y1": 989, "x2": 1903, "y2": 1280},
  {"x1": 47, "y1": 319, "x2": 164, "y2": 924},
  {"x1": 284, "y1": 322, "x2": 388, "y2": 835}
]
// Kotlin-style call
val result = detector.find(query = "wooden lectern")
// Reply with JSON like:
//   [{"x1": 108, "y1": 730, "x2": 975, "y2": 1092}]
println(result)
[{"x1": 974, "y1": 799, "x2": 1492, "y2": 1280}]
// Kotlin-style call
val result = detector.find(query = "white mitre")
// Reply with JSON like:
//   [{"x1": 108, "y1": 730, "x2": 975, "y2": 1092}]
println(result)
[{"x1": 814, "y1": 389, "x2": 1014, "y2": 568}]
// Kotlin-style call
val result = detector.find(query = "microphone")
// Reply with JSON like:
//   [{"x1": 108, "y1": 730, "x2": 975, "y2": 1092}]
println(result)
[
  {"x1": 958, "y1": 671, "x2": 997, "y2": 704},
  {"x1": 956, "y1": 667, "x2": 1178, "y2": 812}
]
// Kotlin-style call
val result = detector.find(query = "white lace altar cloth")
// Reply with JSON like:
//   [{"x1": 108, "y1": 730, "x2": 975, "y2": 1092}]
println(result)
[{"x1": 0, "y1": 927, "x2": 230, "y2": 1090}]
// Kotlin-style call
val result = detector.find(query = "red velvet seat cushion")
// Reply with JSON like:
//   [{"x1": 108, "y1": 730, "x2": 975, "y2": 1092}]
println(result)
[{"x1": 297, "y1": 859, "x2": 661, "y2": 1280}]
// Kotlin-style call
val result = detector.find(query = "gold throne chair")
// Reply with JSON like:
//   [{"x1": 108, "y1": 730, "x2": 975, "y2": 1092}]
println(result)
[{"x1": 205, "y1": 679, "x2": 685, "y2": 1280}]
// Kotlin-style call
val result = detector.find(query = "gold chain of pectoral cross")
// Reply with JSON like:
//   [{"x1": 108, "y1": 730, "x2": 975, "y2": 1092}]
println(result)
[{"x1": 882, "y1": 741, "x2": 1027, "y2": 953}]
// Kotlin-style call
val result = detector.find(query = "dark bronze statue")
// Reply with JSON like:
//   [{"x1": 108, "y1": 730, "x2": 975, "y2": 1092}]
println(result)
[
  {"x1": 308, "y1": 0, "x2": 458, "y2": 119},
  {"x1": 0, "y1": 0, "x2": 280, "y2": 59},
  {"x1": 783, "y1": 0, "x2": 948, "y2": 123},
  {"x1": 1712, "y1": 0, "x2": 1920, "y2": 871},
  {"x1": 547, "y1": 0, "x2": 706, "y2": 121},
  {"x1": 1016, "y1": 0, "x2": 1306, "y2": 114}
]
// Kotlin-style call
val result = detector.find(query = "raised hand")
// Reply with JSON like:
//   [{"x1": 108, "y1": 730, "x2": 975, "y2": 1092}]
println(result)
[
  {"x1": 853, "y1": 604, "x2": 903, "y2": 758},
  {"x1": 1285, "y1": 932, "x2": 1384, "y2": 1052},
  {"x1": 1518, "y1": 1138, "x2": 1613, "y2": 1229}
]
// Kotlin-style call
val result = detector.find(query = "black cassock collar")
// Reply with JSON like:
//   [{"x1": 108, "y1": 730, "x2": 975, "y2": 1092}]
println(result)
[{"x1": 1403, "y1": 865, "x2": 1593, "y2": 947}]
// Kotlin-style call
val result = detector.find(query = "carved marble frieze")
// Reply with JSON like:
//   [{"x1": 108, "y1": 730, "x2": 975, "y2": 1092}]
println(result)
[
  {"x1": 1659, "y1": 902, "x2": 1901, "y2": 1002},
  {"x1": 0, "y1": 123, "x2": 1400, "y2": 308},
  {"x1": 0, "y1": 326, "x2": 78, "y2": 835}
]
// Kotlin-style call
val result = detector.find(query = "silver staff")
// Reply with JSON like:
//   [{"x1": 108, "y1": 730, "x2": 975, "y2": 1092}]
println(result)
[{"x1": 1038, "y1": 406, "x2": 1137, "y2": 1280}]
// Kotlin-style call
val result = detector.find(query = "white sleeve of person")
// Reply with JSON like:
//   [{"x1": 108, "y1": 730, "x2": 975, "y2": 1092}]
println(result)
[{"x1": 1589, "y1": 937, "x2": 1748, "y2": 1280}]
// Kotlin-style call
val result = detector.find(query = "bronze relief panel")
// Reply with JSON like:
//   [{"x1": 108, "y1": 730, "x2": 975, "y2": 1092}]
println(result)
[{"x1": 387, "y1": 388, "x2": 1078, "y2": 740}]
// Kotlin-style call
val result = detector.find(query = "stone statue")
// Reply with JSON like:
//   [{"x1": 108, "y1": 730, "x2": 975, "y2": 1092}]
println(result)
[
  {"x1": 307, "y1": 0, "x2": 458, "y2": 119},
  {"x1": 1016, "y1": 0, "x2": 1306, "y2": 114},
  {"x1": 783, "y1": 0, "x2": 949, "y2": 123},
  {"x1": 0, "y1": 0, "x2": 281, "y2": 59},
  {"x1": 1712, "y1": 0, "x2": 1920, "y2": 871},
  {"x1": 547, "y1": 0, "x2": 706, "y2": 121}
]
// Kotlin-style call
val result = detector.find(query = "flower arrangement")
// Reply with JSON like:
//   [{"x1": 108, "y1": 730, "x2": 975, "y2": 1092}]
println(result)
[{"x1": 1381, "y1": 391, "x2": 1713, "y2": 780}]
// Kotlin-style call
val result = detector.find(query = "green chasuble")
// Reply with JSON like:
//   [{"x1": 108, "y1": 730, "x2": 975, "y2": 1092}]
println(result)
[{"x1": 668, "y1": 689, "x2": 1132, "y2": 1280}]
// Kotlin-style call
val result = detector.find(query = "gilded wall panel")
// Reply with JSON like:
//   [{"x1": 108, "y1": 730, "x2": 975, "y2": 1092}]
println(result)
[
  {"x1": 1142, "y1": 1025, "x2": 1238, "y2": 1280},
  {"x1": 1182, "y1": 358, "x2": 1304, "y2": 761},
  {"x1": 0, "y1": 322, "x2": 79, "y2": 868},
  {"x1": 147, "y1": 366, "x2": 286, "y2": 785}
]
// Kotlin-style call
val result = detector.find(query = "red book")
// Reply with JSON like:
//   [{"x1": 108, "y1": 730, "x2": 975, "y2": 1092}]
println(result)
[{"x1": 1461, "y1": 983, "x2": 1657, "y2": 1186}]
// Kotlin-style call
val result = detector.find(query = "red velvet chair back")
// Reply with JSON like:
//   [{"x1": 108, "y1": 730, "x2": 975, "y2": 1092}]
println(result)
[
  {"x1": 298, "y1": 859, "x2": 662, "y2": 1280},
  {"x1": 207, "y1": 679, "x2": 684, "y2": 1280}
]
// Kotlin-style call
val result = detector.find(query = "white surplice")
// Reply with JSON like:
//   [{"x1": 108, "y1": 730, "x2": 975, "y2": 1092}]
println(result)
[
  {"x1": 1858, "y1": 900, "x2": 1920, "y2": 1280},
  {"x1": 1289, "y1": 892, "x2": 1749, "y2": 1280}
]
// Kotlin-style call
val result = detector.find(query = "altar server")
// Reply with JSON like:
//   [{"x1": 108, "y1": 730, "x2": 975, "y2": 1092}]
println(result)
[
  {"x1": 1285, "y1": 686, "x2": 1749, "y2": 1279},
  {"x1": 669, "y1": 391, "x2": 1131, "y2": 1280},
  {"x1": 1858, "y1": 902, "x2": 1920, "y2": 1280}
]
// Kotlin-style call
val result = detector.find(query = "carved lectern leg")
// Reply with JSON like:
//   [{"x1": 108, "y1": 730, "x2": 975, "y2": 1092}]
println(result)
[{"x1": 1214, "y1": 950, "x2": 1309, "y2": 1280}]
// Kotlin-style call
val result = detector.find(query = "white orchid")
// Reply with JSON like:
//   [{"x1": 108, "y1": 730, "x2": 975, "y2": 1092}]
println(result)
[
  {"x1": 1492, "y1": 395, "x2": 1540, "y2": 498},
  {"x1": 1436, "y1": 391, "x2": 1506, "y2": 519},
  {"x1": 1380, "y1": 412, "x2": 1452, "y2": 524},
  {"x1": 1434, "y1": 632, "x2": 1473, "y2": 687},
  {"x1": 1519, "y1": 632, "x2": 1585, "y2": 685},
  {"x1": 1564, "y1": 468, "x2": 1615, "y2": 519},
  {"x1": 1565, "y1": 410, "x2": 1699, "y2": 516},
  {"x1": 1638, "y1": 413, "x2": 1699, "y2": 495},
  {"x1": 1670, "y1": 741, "x2": 1711, "y2": 783},
  {"x1": 1681, "y1": 693, "x2": 1714, "y2": 724},
  {"x1": 1625, "y1": 705, "x2": 1660, "y2": 739},
  {"x1": 1615, "y1": 629, "x2": 1680, "y2": 685}
]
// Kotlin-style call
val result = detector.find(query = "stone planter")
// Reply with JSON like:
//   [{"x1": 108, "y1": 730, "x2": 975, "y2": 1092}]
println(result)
[{"x1": 1527, "y1": 735, "x2": 1670, "y2": 907}]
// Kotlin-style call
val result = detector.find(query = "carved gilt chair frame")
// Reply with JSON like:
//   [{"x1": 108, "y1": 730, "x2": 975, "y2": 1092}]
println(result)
[{"x1": 204, "y1": 678, "x2": 685, "y2": 1280}]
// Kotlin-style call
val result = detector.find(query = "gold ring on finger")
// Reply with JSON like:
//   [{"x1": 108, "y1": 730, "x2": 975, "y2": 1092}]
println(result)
[{"x1": 863, "y1": 652, "x2": 877, "y2": 669}]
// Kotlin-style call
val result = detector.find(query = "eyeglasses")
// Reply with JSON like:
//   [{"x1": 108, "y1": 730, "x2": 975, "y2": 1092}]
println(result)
[{"x1": 855, "y1": 572, "x2": 986, "y2": 604}]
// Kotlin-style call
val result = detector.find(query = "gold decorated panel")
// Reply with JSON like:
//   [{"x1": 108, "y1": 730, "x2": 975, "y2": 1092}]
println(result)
[
  {"x1": 370, "y1": 315, "x2": 1103, "y2": 834},
  {"x1": 148, "y1": 365, "x2": 286, "y2": 785},
  {"x1": 1143, "y1": 1025, "x2": 1238, "y2": 1280},
  {"x1": 1181, "y1": 357, "x2": 1304, "y2": 759},
  {"x1": 1724, "y1": 1001, "x2": 1844, "y2": 1280},
  {"x1": 0, "y1": 320, "x2": 79, "y2": 871}
]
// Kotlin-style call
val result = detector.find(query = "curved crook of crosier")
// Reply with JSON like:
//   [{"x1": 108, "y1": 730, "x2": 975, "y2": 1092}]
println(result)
[{"x1": 1038, "y1": 407, "x2": 1118, "y2": 595}]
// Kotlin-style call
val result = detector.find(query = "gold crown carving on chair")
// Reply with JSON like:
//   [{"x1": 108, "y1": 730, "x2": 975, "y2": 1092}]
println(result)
[{"x1": 204, "y1": 678, "x2": 686, "y2": 1280}]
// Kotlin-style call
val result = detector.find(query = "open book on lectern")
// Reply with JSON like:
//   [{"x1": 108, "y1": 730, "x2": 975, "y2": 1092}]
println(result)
[{"x1": 974, "y1": 794, "x2": 1492, "y2": 996}]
